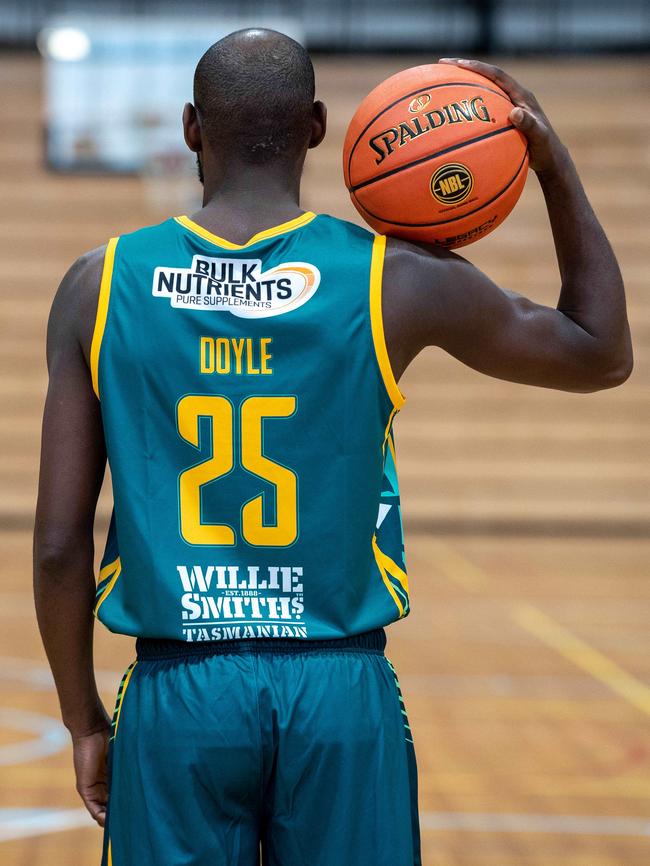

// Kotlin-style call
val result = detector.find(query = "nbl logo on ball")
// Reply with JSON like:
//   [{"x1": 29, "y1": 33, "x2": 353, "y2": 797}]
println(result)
[{"x1": 430, "y1": 163, "x2": 474, "y2": 205}]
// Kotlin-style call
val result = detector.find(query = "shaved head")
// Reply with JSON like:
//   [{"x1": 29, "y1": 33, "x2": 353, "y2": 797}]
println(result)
[{"x1": 193, "y1": 29, "x2": 315, "y2": 165}]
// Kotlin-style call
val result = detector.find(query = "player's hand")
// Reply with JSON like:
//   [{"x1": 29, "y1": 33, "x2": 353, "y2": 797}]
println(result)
[
  {"x1": 72, "y1": 725, "x2": 111, "y2": 827},
  {"x1": 438, "y1": 58, "x2": 568, "y2": 175}
]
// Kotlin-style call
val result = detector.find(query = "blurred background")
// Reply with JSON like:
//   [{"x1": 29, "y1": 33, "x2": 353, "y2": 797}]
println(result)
[{"x1": 1, "y1": 1, "x2": 648, "y2": 864}]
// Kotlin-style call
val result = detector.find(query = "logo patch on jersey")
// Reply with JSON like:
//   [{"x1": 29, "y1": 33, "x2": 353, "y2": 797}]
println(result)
[{"x1": 152, "y1": 255, "x2": 320, "y2": 317}]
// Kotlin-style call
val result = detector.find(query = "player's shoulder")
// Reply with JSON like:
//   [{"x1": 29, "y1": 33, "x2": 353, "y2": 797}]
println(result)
[
  {"x1": 52, "y1": 217, "x2": 174, "y2": 328},
  {"x1": 56, "y1": 244, "x2": 107, "y2": 309},
  {"x1": 384, "y1": 234, "x2": 454, "y2": 265},
  {"x1": 312, "y1": 212, "x2": 377, "y2": 246},
  {"x1": 383, "y1": 234, "x2": 463, "y2": 286},
  {"x1": 110, "y1": 216, "x2": 178, "y2": 249},
  {"x1": 46, "y1": 244, "x2": 107, "y2": 361},
  {"x1": 61, "y1": 217, "x2": 172, "y2": 286}
]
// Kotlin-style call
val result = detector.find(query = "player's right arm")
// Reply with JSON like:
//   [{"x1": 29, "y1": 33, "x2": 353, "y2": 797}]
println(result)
[
  {"x1": 33, "y1": 247, "x2": 111, "y2": 826},
  {"x1": 382, "y1": 59, "x2": 633, "y2": 392}
]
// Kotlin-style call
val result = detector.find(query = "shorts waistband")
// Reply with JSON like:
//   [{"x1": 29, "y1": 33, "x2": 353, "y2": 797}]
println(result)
[{"x1": 135, "y1": 627, "x2": 387, "y2": 660}]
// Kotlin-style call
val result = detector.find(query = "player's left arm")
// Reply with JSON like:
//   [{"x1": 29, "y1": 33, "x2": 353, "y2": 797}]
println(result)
[
  {"x1": 33, "y1": 247, "x2": 111, "y2": 826},
  {"x1": 383, "y1": 59, "x2": 633, "y2": 393}
]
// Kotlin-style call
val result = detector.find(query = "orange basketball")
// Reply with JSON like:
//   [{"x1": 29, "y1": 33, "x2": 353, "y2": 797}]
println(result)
[{"x1": 343, "y1": 63, "x2": 529, "y2": 249}]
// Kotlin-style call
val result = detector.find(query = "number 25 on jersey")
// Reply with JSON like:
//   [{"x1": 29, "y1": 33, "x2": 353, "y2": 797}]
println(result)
[{"x1": 176, "y1": 394, "x2": 298, "y2": 547}]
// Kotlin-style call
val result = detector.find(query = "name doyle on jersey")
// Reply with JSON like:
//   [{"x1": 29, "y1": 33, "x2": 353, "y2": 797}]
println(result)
[
  {"x1": 153, "y1": 255, "x2": 320, "y2": 318},
  {"x1": 178, "y1": 563, "x2": 306, "y2": 642}
]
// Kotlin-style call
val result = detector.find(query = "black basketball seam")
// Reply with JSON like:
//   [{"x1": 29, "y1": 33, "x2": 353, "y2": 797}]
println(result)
[
  {"x1": 351, "y1": 149, "x2": 528, "y2": 228},
  {"x1": 350, "y1": 124, "x2": 518, "y2": 193},
  {"x1": 346, "y1": 80, "x2": 513, "y2": 184}
]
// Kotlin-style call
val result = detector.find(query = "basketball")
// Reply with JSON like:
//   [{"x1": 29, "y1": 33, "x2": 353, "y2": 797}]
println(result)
[{"x1": 343, "y1": 63, "x2": 529, "y2": 249}]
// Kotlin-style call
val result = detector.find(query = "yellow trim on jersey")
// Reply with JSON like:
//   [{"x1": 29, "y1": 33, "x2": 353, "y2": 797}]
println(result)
[
  {"x1": 107, "y1": 840, "x2": 112, "y2": 866},
  {"x1": 97, "y1": 555, "x2": 120, "y2": 584},
  {"x1": 94, "y1": 557, "x2": 122, "y2": 617},
  {"x1": 375, "y1": 543, "x2": 410, "y2": 595},
  {"x1": 174, "y1": 211, "x2": 317, "y2": 249},
  {"x1": 369, "y1": 234, "x2": 406, "y2": 411},
  {"x1": 90, "y1": 237, "x2": 119, "y2": 399},
  {"x1": 372, "y1": 534, "x2": 405, "y2": 617},
  {"x1": 382, "y1": 405, "x2": 399, "y2": 454},
  {"x1": 387, "y1": 431, "x2": 397, "y2": 466},
  {"x1": 112, "y1": 661, "x2": 137, "y2": 740}
]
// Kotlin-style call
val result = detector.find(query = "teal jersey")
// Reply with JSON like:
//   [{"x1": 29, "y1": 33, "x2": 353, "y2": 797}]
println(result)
[{"x1": 92, "y1": 211, "x2": 409, "y2": 642}]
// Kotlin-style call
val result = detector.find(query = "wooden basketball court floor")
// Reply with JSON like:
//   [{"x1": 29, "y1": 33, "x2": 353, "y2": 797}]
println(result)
[{"x1": 1, "y1": 55, "x2": 648, "y2": 865}]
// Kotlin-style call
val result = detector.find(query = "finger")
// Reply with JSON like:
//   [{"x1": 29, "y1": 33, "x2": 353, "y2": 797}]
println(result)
[
  {"x1": 81, "y1": 795, "x2": 107, "y2": 827},
  {"x1": 438, "y1": 58, "x2": 526, "y2": 102},
  {"x1": 77, "y1": 780, "x2": 107, "y2": 825},
  {"x1": 510, "y1": 106, "x2": 545, "y2": 140}
]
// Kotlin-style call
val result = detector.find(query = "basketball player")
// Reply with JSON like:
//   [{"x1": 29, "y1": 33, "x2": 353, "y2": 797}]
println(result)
[{"x1": 34, "y1": 29, "x2": 632, "y2": 866}]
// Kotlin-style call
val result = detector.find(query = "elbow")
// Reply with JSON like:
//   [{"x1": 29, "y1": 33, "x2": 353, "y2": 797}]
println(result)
[
  {"x1": 33, "y1": 530, "x2": 93, "y2": 582},
  {"x1": 601, "y1": 334, "x2": 634, "y2": 388},
  {"x1": 582, "y1": 347, "x2": 634, "y2": 392},
  {"x1": 604, "y1": 355, "x2": 633, "y2": 388},
  {"x1": 33, "y1": 539, "x2": 71, "y2": 580}
]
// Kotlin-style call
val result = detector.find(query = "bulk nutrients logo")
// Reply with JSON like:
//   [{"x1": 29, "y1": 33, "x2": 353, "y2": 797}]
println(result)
[
  {"x1": 430, "y1": 163, "x2": 474, "y2": 205},
  {"x1": 152, "y1": 255, "x2": 320, "y2": 318}
]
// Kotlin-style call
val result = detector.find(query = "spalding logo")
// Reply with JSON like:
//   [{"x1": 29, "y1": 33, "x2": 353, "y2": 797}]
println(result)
[
  {"x1": 408, "y1": 93, "x2": 431, "y2": 113},
  {"x1": 369, "y1": 96, "x2": 492, "y2": 165},
  {"x1": 152, "y1": 255, "x2": 320, "y2": 318},
  {"x1": 430, "y1": 163, "x2": 474, "y2": 205}
]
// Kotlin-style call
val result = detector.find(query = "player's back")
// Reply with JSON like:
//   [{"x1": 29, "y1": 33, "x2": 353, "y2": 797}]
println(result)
[{"x1": 92, "y1": 210, "x2": 409, "y2": 642}]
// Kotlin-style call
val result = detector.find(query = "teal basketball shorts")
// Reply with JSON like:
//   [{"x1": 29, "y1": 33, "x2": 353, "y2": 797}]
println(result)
[{"x1": 101, "y1": 628, "x2": 421, "y2": 866}]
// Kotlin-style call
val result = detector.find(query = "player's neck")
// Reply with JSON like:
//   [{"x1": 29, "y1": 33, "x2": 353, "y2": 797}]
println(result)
[
  {"x1": 193, "y1": 168, "x2": 306, "y2": 243},
  {"x1": 201, "y1": 161, "x2": 303, "y2": 215},
  {"x1": 190, "y1": 148, "x2": 312, "y2": 242}
]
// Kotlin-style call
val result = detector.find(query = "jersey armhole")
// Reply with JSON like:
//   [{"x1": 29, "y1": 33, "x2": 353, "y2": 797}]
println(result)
[
  {"x1": 369, "y1": 234, "x2": 406, "y2": 411},
  {"x1": 90, "y1": 236, "x2": 119, "y2": 399}
]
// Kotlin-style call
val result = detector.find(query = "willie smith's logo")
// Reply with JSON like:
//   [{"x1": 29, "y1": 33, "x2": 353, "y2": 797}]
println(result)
[{"x1": 430, "y1": 163, "x2": 474, "y2": 205}]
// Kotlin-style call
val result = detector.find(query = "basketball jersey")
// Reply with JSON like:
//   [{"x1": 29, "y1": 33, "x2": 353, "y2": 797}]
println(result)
[{"x1": 91, "y1": 211, "x2": 409, "y2": 642}]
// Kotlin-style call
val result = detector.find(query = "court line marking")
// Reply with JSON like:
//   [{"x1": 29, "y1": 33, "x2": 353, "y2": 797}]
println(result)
[
  {"x1": 2, "y1": 807, "x2": 649, "y2": 843},
  {"x1": 0, "y1": 708, "x2": 68, "y2": 766},
  {"x1": 0, "y1": 656, "x2": 123, "y2": 692},
  {"x1": 418, "y1": 774, "x2": 650, "y2": 799},
  {"x1": 513, "y1": 604, "x2": 650, "y2": 718},
  {"x1": 0, "y1": 807, "x2": 92, "y2": 843},
  {"x1": 423, "y1": 540, "x2": 489, "y2": 591},
  {"x1": 420, "y1": 810, "x2": 650, "y2": 836},
  {"x1": 0, "y1": 662, "x2": 124, "y2": 769},
  {"x1": 426, "y1": 540, "x2": 650, "y2": 718}
]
